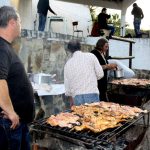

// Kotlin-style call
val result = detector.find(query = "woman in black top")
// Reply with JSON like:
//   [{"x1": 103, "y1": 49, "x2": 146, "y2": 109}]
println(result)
[{"x1": 91, "y1": 38, "x2": 117, "y2": 101}]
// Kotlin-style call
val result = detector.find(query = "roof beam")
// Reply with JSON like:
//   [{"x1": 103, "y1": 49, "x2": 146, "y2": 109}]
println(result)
[{"x1": 57, "y1": 0, "x2": 137, "y2": 10}]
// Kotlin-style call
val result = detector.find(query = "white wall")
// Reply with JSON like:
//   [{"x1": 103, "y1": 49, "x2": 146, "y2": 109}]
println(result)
[
  {"x1": 0, "y1": 0, "x2": 10, "y2": 6},
  {"x1": 109, "y1": 38, "x2": 150, "y2": 70}
]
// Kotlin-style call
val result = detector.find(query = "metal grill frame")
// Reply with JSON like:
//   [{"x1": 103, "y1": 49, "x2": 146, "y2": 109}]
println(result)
[{"x1": 30, "y1": 111, "x2": 149, "y2": 149}]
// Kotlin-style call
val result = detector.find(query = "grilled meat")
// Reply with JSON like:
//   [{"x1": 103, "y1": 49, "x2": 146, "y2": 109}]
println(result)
[
  {"x1": 46, "y1": 112, "x2": 80, "y2": 128},
  {"x1": 46, "y1": 102, "x2": 147, "y2": 133}
]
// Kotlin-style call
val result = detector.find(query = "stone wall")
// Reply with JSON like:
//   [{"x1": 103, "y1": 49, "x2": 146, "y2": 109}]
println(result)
[
  {"x1": 14, "y1": 30, "x2": 150, "y2": 82},
  {"x1": 13, "y1": 30, "x2": 94, "y2": 118},
  {"x1": 133, "y1": 69, "x2": 150, "y2": 79},
  {"x1": 14, "y1": 30, "x2": 89, "y2": 82}
]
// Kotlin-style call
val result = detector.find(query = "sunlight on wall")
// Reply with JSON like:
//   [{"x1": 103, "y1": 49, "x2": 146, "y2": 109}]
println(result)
[{"x1": 10, "y1": 0, "x2": 19, "y2": 9}]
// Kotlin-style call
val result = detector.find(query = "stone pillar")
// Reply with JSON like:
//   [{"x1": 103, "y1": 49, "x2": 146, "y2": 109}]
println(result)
[{"x1": 18, "y1": 0, "x2": 33, "y2": 30}]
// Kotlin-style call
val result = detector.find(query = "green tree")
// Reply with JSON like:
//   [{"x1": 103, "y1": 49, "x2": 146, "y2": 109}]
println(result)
[
  {"x1": 89, "y1": 6, "x2": 97, "y2": 22},
  {"x1": 108, "y1": 14, "x2": 122, "y2": 36}
]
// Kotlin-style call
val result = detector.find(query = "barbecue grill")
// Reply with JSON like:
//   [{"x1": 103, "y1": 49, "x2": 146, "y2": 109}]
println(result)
[
  {"x1": 108, "y1": 78, "x2": 150, "y2": 107},
  {"x1": 30, "y1": 110, "x2": 149, "y2": 150}
]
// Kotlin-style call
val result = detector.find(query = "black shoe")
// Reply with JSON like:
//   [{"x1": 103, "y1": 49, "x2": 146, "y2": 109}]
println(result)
[{"x1": 109, "y1": 35, "x2": 112, "y2": 39}]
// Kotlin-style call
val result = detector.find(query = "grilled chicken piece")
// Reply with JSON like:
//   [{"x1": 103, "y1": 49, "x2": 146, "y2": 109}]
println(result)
[
  {"x1": 46, "y1": 112, "x2": 80, "y2": 128},
  {"x1": 48, "y1": 102, "x2": 147, "y2": 133}
]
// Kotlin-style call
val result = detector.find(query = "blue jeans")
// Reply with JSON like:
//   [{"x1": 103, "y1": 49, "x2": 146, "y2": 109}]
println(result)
[
  {"x1": 107, "y1": 25, "x2": 115, "y2": 36},
  {"x1": 38, "y1": 13, "x2": 46, "y2": 31},
  {"x1": 134, "y1": 18, "x2": 141, "y2": 37},
  {"x1": 74, "y1": 93, "x2": 99, "y2": 106},
  {"x1": 0, "y1": 118, "x2": 30, "y2": 150}
]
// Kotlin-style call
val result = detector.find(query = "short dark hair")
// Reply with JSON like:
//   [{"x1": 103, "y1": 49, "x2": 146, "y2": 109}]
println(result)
[
  {"x1": 133, "y1": 3, "x2": 137, "y2": 7},
  {"x1": 101, "y1": 8, "x2": 107, "y2": 13},
  {"x1": 95, "y1": 38, "x2": 108, "y2": 50},
  {"x1": 0, "y1": 6, "x2": 18, "y2": 28},
  {"x1": 67, "y1": 40, "x2": 81, "y2": 53}
]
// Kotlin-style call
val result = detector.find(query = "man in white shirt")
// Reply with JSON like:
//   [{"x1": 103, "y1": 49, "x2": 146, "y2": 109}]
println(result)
[{"x1": 64, "y1": 40, "x2": 104, "y2": 106}]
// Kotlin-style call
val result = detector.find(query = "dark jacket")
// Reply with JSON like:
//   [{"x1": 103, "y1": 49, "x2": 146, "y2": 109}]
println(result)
[
  {"x1": 91, "y1": 49, "x2": 108, "y2": 101},
  {"x1": 131, "y1": 6, "x2": 144, "y2": 19},
  {"x1": 98, "y1": 13, "x2": 110, "y2": 29},
  {"x1": 37, "y1": 0, "x2": 56, "y2": 16}
]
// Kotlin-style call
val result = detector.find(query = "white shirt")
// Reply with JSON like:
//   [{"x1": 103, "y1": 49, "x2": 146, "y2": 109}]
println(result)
[{"x1": 64, "y1": 51, "x2": 104, "y2": 97}]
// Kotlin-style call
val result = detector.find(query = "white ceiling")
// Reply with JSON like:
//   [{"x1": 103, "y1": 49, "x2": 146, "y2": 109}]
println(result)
[{"x1": 57, "y1": 0, "x2": 137, "y2": 10}]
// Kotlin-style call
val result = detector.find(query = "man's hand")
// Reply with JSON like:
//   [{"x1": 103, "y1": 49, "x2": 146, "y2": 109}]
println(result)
[
  {"x1": 107, "y1": 63, "x2": 117, "y2": 70},
  {"x1": 2, "y1": 111, "x2": 20, "y2": 129}
]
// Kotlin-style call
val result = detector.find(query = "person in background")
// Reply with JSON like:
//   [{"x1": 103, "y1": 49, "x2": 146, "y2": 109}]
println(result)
[
  {"x1": 37, "y1": 0, "x2": 57, "y2": 31},
  {"x1": 64, "y1": 40, "x2": 104, "y2": 106},
  {"x1": 131, "y1": 3, "x2": 144, "y2": 38},
  {"x1": 91, "y1": 38, "x2": 135, "y2": 101},
  {"x1": 0, "y1": 6, "x2": 35, "y2": 150},
  {"x1": 98, "y1": 8, "x2": 115, "y2": 38}
]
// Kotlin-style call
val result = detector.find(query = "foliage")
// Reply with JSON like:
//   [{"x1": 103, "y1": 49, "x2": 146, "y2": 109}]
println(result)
[
  {"x1": 108, "y1": 14, "x2": 121, "y2": 36},
  {"x1": 125, "y1": 28, "x2": 135, "y2": 37},
  {"x1": 89, "y1": 6, "x2": 97, "y2": 22},
  {"x1": 89, "y1": 6, "x2": 123, "y2": 36}
]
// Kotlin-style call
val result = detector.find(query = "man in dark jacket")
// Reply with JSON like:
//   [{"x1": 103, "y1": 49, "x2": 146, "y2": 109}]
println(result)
[
  {"x1": 0, "y1": 6, "x2": 35, "y2": 150},
  {"x1": 37, "y1": 0, "x2": 57, "y2": 31},
  {"x1": 131, "y1": 3, "x2": 144, "y2": 38},
  {"x1": 98, "y1": 8, "x2": 115, "y2": 38}
]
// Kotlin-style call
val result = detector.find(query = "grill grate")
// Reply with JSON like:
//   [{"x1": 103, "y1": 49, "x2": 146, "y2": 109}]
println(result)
[{"x1": 31, "y1": 111, "x2": 149, "y2": 149}]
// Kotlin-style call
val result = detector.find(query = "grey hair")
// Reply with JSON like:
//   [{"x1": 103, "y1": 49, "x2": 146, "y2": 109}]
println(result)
[
  {"x1": 0, "y1": 6, "x2": 18, "y2": 28},
  {"x1": 67, "y1": 40, "x2": 81, "y2": 53}
]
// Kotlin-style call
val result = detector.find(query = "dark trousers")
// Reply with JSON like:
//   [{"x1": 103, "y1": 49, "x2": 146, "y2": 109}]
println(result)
[
  {"x1": 0, "y1": 118, "x2": 30, "y2": 150},
  {"x1": 107, "y1": 25, "x2": 115, "y2": 36},
  {"x1": 99, "y1": 91, "x2": 108, "y2": 102},
  {"x1": 134, "y1": 18, "x2": 141, "y2": 37},
  {"x1": 38, "y1": 13, "x2": 47, "y2": 31}
]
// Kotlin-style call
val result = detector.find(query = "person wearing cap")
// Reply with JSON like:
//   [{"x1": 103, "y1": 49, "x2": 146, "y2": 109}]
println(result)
[
  {"x1": 131, "y1": 3, "x2": 144, "y2": 38},
  {"x1": 98, "y1": 8, "x2": 115, "y2": 38},
  {"x1": 64, "y1": 40, "x2": 104, "y2": 106}
]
